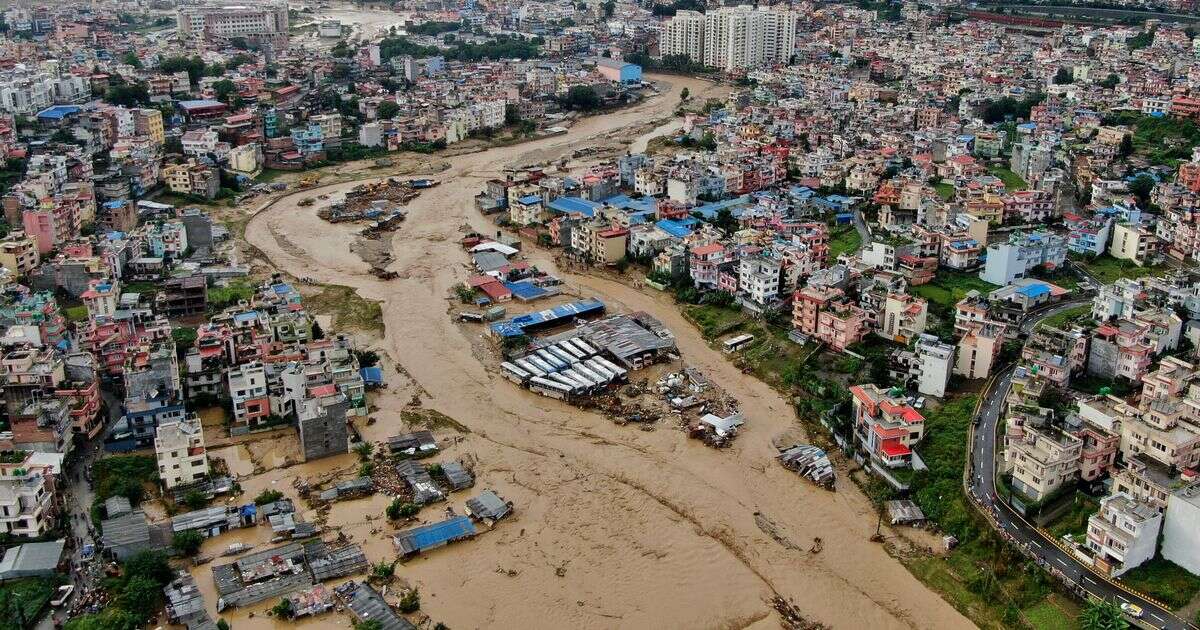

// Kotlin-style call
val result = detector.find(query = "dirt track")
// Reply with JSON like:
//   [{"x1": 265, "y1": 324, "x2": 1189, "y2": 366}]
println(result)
[{"x1": 240, "y1": 74, "x2": 974, "y2": 630}]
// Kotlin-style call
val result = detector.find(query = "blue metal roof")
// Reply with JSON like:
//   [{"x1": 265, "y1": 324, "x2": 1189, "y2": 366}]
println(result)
[
  {"x1": 517, "y1": 194, "x2": 543, "y2": 205},
  {"x1": 656, "y1": 219, "x2": 692, "y2": 238},
  {"x1": 503, "y1": 280, "x2": 548, "y2": 300},
  {"x1": 490, "y1": 298, "x2": 605, "y2": 337},
  {"x1": 547, "y1": 196, "x2": 600, "y2": 217},
  {"x1": 1016, "y1": 283, "x2": 1050, "y2": 298},
  {"x1": 360, "y1": 366, "x2": 384, "y2": 385},
  {"x1": 692, "y1": 195, "x2": 752, "y2": 219},
  {"x1": 36, "y1": 105, "x2": 80, "y2": 120},
  {"x1": 402, "y1": 516, "x2": 476, "y2": 551}
]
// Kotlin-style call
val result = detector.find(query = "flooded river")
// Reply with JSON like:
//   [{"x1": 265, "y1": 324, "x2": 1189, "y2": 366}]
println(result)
[{"x1": 233, "y1": 74, "x2": 973, "y2": 629}]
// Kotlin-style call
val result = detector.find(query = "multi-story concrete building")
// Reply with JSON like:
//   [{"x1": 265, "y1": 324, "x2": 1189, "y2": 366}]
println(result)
[
  {"x1": 892, "y1": 334, "x2": 954, "y2": 398},
  {"x1": 177, "y1": 3, "x2": 289, "y2": 47},
  {"x1": 1086, "y1": 492, "x2": 1161, "y2": 577},
  {"x1": 850, "y1": 384, "x2": 926, "y2": 470},
  {"x1": 0, "y1": 454, "x2": 58, "y2": 538},
  {"x1": 702, "y1": 5, "x2": 799, "y2": 71},
  {"x1": 979, "y1": 231, "x2": 1067, "y2": 286},
  {"x1": 879, "y1": 293, "x2": 927, "y2": 344},
  {"x1": 954, "y1": 321, "x2": 1003, "y2": 380},
  {"x1": 228, "y1": 361, "x2": 270, "y2": 428},
  {"x1": 1006, "y1": 422, "x2": 1082, "y2": 502},
  {"x1": 659, "y1": 10, "x2": 706, "y2": 64},
  {"x1": 154, "y1": 415, "x2": 209, "y2": 490},
  {"x1": 1162, "y1": 482, "x2": 1200, "y2": 575}
]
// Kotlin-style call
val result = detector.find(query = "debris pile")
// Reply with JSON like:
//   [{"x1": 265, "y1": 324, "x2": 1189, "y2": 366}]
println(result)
[
  {"x1": 318, "y1": 178, "x2": 420, "y2": 223},
  {"x1": 777, "y1": 444, "x2": 836, "y2": 489},
  {"x1": 771, "y1": 596, "x2": 830, "y2": 630}
]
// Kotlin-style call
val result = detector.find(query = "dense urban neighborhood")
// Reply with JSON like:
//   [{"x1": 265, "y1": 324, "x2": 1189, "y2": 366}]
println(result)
[{"x1": 0, "y1": 0, "x2": 1199, "y2": 629}]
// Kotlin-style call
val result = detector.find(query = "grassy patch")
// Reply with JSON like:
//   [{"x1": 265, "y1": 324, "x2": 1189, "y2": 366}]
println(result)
[
  {"x1": 935, "y1": 181, "x2": 956, "y2": 201},
  {"x1": 902, "y1": 556, "x2": 1011, "y2": 630},
  {"x1": 64, "y1": 305, "x2": 89, "y2": 322},
  {"x1": 1037, "y1": 305, "x2": 1092, "y2": 331},
  {"x1": 1023, "y1": 594, "x2": 1081, "y2": 630},
  {"x1": 1119, "y1": 556, "x2": 1200, "y2": 609},
  {"x1": 1074, "y1": 254, "x2": 1167, "y2": 284},
  {"x1": 827, "y1": 225, "x2": 863, "y2": 262},
  {"x1": 1045, "y1": 493, "x2": 1099, "y2": 541},
  {"x1": 0, "y1": 577, "x2": 60, "y2": 629},
  {"x1": 911, "y1": 271, "x2": 999, "y2": 316},
  {"x1": 305, "y1": 284, "x2": 384, "y2": 333},
  {"x1": 988, "y1": 166, "x2": 1028, "y2": 191},
  {"x1": 122, "y1": 281, "x2": 160, "y2": 294},
  {"x1": 684, "y1": 304, "x2": 746, "y2": 340}
]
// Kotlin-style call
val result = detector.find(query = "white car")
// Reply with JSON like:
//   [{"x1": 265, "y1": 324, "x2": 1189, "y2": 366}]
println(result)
[
  {"x1": 1120, "y1": 602, "x2": 1143, "y2": 618},
  {"x1": 51, "y1": 584, "x2": 74, "y2": 607}
]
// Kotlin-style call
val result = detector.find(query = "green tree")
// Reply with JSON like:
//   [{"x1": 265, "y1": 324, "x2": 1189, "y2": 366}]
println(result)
[
  {"x1": 159, "y1": 55, "x2": 208, "y2": 84},
  {"x1": 254, "y1": 489, "x2": 284, "y2": 505},
  {"x1": 1078, "y1": 600, "x2": 1128, "y2": 630},
  {"x1": 120, "y1": 575, "x2": 164, "y2": 621},
  {"x1": 603, "y1": 0, "x2": 615, "y2": 17},
  {"x1": 216, "y1": 619, "x2": 231, "y2": 630},
  {"x1": 1129, "y1": 174, "x2": 1156, "y2": 207},
  {"x1": 377, "y1": 100, "x2": 400, "y2": 120},
  {"x1": 213, "y1": 79, "x2": 238, "y2": 104},
  {"x1": 563, "y1": 85, "x2": 600, "y2": 111},
  {"x1": 104, "y1": 83, "x2": 150, "y2": 107},
  {"x1": 397, "y1": 588, "x2": 420, "y2": 613},
  {"x1": 172, "y1": 326, "x2": 197, "y2": 356},
  {"x1": 271, "y1": 598, "x2": 294, "y2": 619},
  {"x1": 122, "y1": 51, "x2": 142, "y2": 68},
  {"x1": 1053, "y1": 67, "x2": 1073, "y2": 85},
  {"x1": 679, "y1": 87, "x2": 689, "y2": 102},
  {"x1": 173, "y1": 529, "x2": 204, "y2": 556},
  {"x1": 182, "y1": 490, "x2": 208, "y2": 511}
]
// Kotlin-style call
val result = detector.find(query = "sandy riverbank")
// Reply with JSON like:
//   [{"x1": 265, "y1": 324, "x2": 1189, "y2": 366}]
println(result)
[{"x1": 233, "y1": 73, "x2": 974, "y2": 630}]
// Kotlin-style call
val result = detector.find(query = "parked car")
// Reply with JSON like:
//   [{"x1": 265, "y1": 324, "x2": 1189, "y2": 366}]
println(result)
[{"x1": 51, "y1": 584, "x2": 74, "y2": 607}]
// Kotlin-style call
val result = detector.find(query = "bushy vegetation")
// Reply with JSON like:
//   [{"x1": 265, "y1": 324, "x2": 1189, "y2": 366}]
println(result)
[
  {"x1": 0, "y1": 578, "x2": 60, "y2": 630},
  {"x1": 1119, "y1": 557, "x2": 1200, "y2": 609},
  {"x1": 379, "y1": 35, "x2": 540, "y2": 64},
  {"x1": 1103, "y1": 111, "x2": 1200, "y2": 167},
  {"x1": 980, "y1": 91, "x2": 1045, "y2": 124},
  {"x1": 173, "y1": 529, "x2": 204, "y2": 556},
  {"x1": 254, "y1": 489, "x2": 284, "y2": 506}
]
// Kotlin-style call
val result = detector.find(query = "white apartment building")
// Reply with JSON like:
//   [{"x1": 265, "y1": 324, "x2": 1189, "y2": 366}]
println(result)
[
  {"x1": 228, "y1": 361, "x2": 269, "y2": 426},
  {"x1": 1163, "y1": 482, "x2": 1200, "y2": 575},
  {"x1": 659, "y1": 10, "x2": 706, "y2": 63},
  {"x1": 894, "y1": 334, "x2": 954, "y2": 398},
  {"x1": 1086, "y1": 492, "x2": 1161, "y2": 577},
  {"x1": 181, "y1": 129, "x2": 222, "y2": 159},
  {"x1": 154, "y1": 415, "x2": 210, "y2": 490},
  {"x1": 737, "y1": 255, "x2": 781, "y2": 308},
  {"x1": 702, "y1": 6, "x2": 799, "y2": 71},
  {"x1": 979, "y1": 231, "x2": 1067, "y2": 286}
]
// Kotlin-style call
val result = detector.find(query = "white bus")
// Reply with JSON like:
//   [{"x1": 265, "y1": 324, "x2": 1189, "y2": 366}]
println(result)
[{"x1": 723, "y1": 334, "x2": 755, "y2": 353}]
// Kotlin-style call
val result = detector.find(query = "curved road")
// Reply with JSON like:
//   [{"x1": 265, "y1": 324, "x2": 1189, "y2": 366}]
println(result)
[{"x1": 969, "y1": 298, "x2": 1192, "y2": 629}]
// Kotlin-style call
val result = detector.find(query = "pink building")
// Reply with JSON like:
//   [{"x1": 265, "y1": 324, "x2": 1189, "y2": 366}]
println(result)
[{"x1": 851, "y1": 384, "x2": 926, "y2": 469}]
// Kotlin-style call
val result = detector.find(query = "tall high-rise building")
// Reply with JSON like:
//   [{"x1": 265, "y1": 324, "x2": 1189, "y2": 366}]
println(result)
[
  {"x1": 701, "y1": 5, "x2": 800, "y2": 71},
  {"x1": 658, "y1": 9, "x2": 706, "y2": 64}
]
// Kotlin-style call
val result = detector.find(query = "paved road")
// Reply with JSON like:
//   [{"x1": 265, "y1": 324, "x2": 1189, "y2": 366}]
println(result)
[
  {"x1": 851, "y1": 207, "x2": 871, "y2": 245},
  {"x1": 38, "y1": 388, "x2": 124, "y2": 629},
  {"x1": 969, "y1": 298, "x2": 1190, "y2": 630}
]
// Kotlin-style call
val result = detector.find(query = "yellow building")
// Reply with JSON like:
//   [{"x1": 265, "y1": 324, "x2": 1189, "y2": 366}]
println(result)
[
  {"x1": 0, "y1": 233, "x2": 39, "y2": 277},
  {"x1": 1109, "y1": 222, "x2": 1158, "y2": 266}
]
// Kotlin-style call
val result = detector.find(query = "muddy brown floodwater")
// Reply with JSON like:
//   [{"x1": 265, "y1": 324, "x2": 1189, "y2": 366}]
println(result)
[{"x1": 235, "y1": 74, "x2": 975, "y2": 630}]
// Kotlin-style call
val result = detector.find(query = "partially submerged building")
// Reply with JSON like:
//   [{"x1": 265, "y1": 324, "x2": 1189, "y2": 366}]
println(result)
[
  {"x1": 393, "y1": 515, "x2": 477, "y2": 558},
  {"x1": 395, "y1": 460, "x2": 445, "y2": 505},
  {"x1": 465, "y1": 490, "x2": 513, "y2": 525}
]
